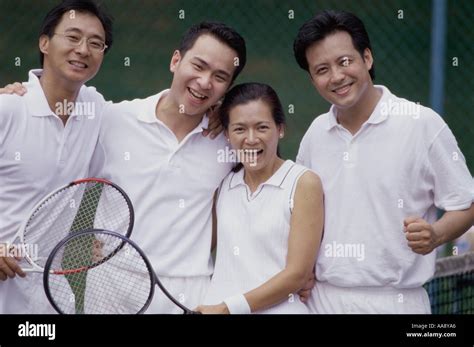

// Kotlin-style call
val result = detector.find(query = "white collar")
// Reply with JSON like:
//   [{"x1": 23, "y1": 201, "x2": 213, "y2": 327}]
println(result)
[
  {"x1": 325, "y1": 85, "x2": 392, "y2": 131},
  {"x1": 137, "y1": 89, "x2": 210, "y2": 133},
  {"x1": 229, "y1": 160, "x2": 295, "y2": 190}
]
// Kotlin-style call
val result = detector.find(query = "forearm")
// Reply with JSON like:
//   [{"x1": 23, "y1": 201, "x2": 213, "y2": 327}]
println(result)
[
  {"x1": 225, "y1": 171, "x2": 323, "y2": 314},
  {"x1": 242, "y1": 266, "x2": 310, "y2": 313},
  {"x1": 433, "y1": 204, "x2": 474, "y2": 246}
]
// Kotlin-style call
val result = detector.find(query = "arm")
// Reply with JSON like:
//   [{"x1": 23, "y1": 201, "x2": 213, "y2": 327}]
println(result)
[
  {"x1": 243, "y1": 171, "x2": 323, "y2": 312},
  {"x1": 405, "y1": 123, "x2": 474, "y2": 255},
  {"x1": 197, "y1": 171, "x2": 324, "y2": 314},
  {"x1": 296, "y1": 268, "x2": 316, "y2": 303},
  {"x1": 405, "y1": 204, "x2": 474, "y2": 255},
  {"x1": 0, "y1": 98, "x2": 26, "y2": 280}
]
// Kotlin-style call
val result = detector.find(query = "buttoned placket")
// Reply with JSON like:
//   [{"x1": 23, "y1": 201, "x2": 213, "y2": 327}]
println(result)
[
  {"x1": 335, "y1": 123, "x2": 373, "y2": 169},
  {"x1": 56, "y1": 114, "x2": 82, "y2": 166},
  {"x1": 154, "y1": 118, "x2": 206, "y2": 173}
]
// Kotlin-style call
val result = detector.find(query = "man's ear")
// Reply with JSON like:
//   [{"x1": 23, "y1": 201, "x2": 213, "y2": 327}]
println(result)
[
  {"x1": 170, "y1": 50, "x2": 181, "y2": 73},
  {"x1": 363, "y1": 48, "x2": 374, "y2": 71},
  {"x1": 39, "y1": 35, "x2": 49, "y2": 56},
  {"x1": 211, "y1": 97, "x2": 224, "y2": 110}
]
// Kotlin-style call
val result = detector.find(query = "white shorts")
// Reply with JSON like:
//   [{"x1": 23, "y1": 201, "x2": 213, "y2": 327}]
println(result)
[
  {"x1": 146, "y1": 275, "x2": 210, "y2": 314},
  {"x1": 308, "y1": 281, "x2": 431, "y2": 314}
]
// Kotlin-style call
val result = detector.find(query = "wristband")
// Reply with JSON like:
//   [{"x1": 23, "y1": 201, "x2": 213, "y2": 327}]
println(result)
[{"x1": 223, "y1": 294, "x2": 251, "y2": 314}]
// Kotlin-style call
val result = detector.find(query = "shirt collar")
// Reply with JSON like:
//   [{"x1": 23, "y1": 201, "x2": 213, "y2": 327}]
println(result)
[
  {"x1": 325, "y1": 85, "x2": 392, "y2": 131},
  {"x1": 137, "y1": 89, "x2": 210, "y2": 133},
  {"x1": 229, "y1": 160, "x2": 295, "y2": 190},
  {"x1": 24, "y1": 69, "x2": 90, "y2": 120},
  {"x1": 24, "y1": 69, "x2": 55, "y2": 118}
]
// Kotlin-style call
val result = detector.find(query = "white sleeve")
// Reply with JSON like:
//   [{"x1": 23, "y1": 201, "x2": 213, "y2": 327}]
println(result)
[
  {"x1": 425, "y1": 125, "x2": 474, "y2": 211},
  {"x1": 0, "y1": 96, "x2": 13, "y2": 149},
  {"x1": 296, "y1": 131, "x2": 310, "y2": 167}
]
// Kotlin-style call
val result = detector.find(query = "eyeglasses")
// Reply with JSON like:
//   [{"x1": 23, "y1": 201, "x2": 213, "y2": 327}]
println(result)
[{"x1": 53, "y1": 32, "x2": 108, "y2": 53}]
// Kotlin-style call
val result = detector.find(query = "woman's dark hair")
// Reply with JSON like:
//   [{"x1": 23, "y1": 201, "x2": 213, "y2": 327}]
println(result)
[
  {"x1": 293, "y1": 10, "x2": 375, "y2": 80},
  {"x1": 219, "y1": 83, "x2": 286, "y2": 172},
  {"x1": 39, "y1": 0, "x2": 114, "y2": 67}
]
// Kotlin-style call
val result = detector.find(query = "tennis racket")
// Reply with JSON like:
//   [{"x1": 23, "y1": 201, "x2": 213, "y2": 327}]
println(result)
[
  {"x1": 43, "y1": 229, "x2": 197, "y2": 314},
  {"x1": 7, "y1": 178, "x2": 134, "y2": 273}
]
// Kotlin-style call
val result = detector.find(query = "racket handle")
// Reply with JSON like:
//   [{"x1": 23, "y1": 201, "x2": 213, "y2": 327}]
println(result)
[{"x1": 21, "y1": 267, "x2": 44, "y2": 273}]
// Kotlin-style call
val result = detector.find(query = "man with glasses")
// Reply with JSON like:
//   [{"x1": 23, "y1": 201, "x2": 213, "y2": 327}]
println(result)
[
  {"x1": 1, "y1": 3, "x2": 311, "y2": 314},
  {"x1": 1, "y1": 1, "x2": 250, "y2": 314},
  {"x1": 53, "y1": 32, "x2": 108, "y2": 53},
  {"x1": 0, "y1": 0, "x2": 113, "y2": 313}
]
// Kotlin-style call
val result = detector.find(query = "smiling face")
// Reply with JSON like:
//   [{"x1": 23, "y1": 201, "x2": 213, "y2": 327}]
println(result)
[
  {"x1": 226, "y1": 99, "x2": 283, "y2": 172},
  {"x1": 306, "y1": 30, "x2": 374, "y2": 112},
  {"x1": 169, "y1": 34, "x2": 237, "y2": 117},
  {"x1": 39, "y1": 11, "x2": 106, "y2": 87}
]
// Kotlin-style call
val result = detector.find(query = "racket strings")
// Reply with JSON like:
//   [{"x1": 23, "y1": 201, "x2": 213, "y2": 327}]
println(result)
[
  {"x1": 47, "y1": 232, "x2": 153, "y2": 314},
  {"x1": 23, "y1": 182, "x2": 131, "y2": 267}
]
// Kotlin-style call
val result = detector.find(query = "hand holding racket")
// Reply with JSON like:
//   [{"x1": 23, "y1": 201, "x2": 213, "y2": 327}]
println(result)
[
  {"x1": 0, "y1": 243, "x2": 25, "y2": 280},
  {"x1": 44, "y1": 229, "x2": 198, "y2": 314},
  {"x1": 1, "y1": 178, "x2": 134, "y2": 277}
]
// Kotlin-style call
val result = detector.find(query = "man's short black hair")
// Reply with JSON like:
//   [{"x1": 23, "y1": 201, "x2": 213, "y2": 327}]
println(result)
[
  {"x1": 178, "y1": 22, "x2": 247, "y2": 84},
  {"x1": 39, "y1": 0, "x2": 113, "y2": 67},
  {"x1": 293, "y1": 10, "x2": 375, "y2": 80}
]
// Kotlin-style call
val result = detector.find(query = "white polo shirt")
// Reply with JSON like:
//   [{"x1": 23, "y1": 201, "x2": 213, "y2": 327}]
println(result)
[
  {"x1": 204, "y1": 160, "x2": 310, "y2": 313},
  {"x1": 297, "y1": 85, "x2": 473, "y2": 288},
  {"x1": 0, "y1": 69, "x2": 107, "y2": 313},
  {"x1": 93, "y1": 90, "x2": 232, "y2": 278}
]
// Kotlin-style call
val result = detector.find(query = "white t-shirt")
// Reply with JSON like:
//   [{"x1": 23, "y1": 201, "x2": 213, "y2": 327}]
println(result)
[
  {"x1": 92, "y1": 90, "x2": 232, "y2": 279},
  {"x1": 297, "y1": 85, "x2": 473, "y2": 288},
  {"x1": 0, "y1": 69, "x2": 107, "y2": 313},
  {"x1": 204, "y1": 160, "x2": 310, "y2": 313}
]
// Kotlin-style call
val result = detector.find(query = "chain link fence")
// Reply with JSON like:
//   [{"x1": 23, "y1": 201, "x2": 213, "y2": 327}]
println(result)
[{"x1": 1, "y1": 0, "x2": 473, "y2": 170}]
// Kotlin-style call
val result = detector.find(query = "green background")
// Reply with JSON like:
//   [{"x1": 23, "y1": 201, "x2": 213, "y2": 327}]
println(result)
[{"x1": 1, "y1": 0, "x2": 473, "y2": 172}]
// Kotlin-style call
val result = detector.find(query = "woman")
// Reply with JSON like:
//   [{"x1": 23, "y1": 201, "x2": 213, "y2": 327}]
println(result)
[{"x1": 196, "y1": 83, "x2": 324, "y2": 314}]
